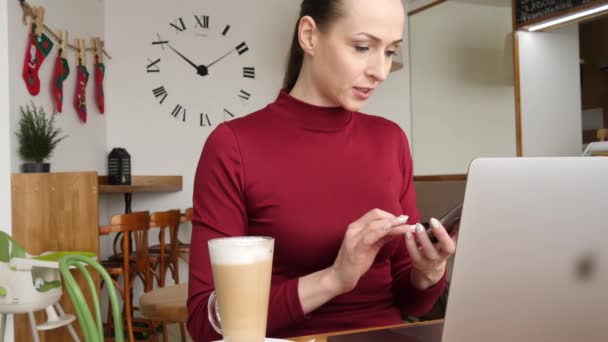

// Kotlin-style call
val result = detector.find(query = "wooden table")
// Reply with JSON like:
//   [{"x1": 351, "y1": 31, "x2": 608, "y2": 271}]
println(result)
[
  {"x1": 140, "y1": 283, "x2": 188, "y2": 323},
  {"x1": 98, "y1": 175, "x2": 182, "y2": 213},
  {"x1": 139, "y1": 284, "x2": 443, "y2": 342},
  {"x1": 290, "y1": 320, "x2": 443, "y2": 342}
]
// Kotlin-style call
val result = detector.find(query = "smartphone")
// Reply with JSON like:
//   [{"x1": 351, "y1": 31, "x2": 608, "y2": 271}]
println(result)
[{"x1": 427, "y1": 202, "x2": 463, "y2": 243}]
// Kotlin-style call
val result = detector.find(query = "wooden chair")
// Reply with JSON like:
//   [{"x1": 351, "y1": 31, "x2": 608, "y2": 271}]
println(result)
[
  {"x1": 98, "y1": 211, "x2": 156, "y2": 342},
  {"x1": 176, "y1": 208, "x2": 192, "y2": 264},
  {"x1": 148, "y1": 210, "x2": 181, "y2": 287},
  {"x1": 148, "y1": 210, "x2": 185, "y2": 342}
]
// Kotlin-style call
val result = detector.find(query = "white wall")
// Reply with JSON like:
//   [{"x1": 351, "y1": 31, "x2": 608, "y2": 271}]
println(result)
[
  {"x1": 7, "y1": 0, "x2": 107, "y2": 173},
  {"x1": 4, "y1": 2, "x2": 105, "y2": 339},
  {"x1": 1, "y1": 0, "x2": 12, "y2": 235},
  {"x1": 104, "y1": 0, "x2": 413, "y2": 226},
  {"x1": 518, "y1": 25, "x2": 583, "y2": 156},
  {"x1": 409, "y1": 1, "x2": 517, "y2": 175},
  {"x1": 1, "y1": 2, "x2": 13, "y2": 341}
]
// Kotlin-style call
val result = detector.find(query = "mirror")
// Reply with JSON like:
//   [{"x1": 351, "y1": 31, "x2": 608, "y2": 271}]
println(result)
[{"x1": 408, "y1": 0, "x2": 518, "y2": 175}]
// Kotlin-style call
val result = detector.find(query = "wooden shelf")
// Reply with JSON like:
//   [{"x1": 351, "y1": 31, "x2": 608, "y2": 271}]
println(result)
[{"x1": 98, "y1": 175, "x2": 182, "y2": 193}]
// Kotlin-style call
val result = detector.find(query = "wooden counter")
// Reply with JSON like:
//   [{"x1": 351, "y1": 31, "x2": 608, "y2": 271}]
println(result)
[
  {"x1": 11, "y1": 172, "x2": 100, "y2": 342},
  {"x1": 98, "y1": 175, "x2": 182, "y2": 193}
]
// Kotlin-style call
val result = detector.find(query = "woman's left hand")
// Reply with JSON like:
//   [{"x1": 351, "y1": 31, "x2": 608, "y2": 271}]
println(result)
[{"x1": 404, "y1": 218, "x2": 458, "y2": 290}]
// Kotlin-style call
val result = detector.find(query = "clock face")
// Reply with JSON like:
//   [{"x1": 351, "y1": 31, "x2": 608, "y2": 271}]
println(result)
[{"x1": 147, "y1": 14, "x2": 256, "y2": 128}]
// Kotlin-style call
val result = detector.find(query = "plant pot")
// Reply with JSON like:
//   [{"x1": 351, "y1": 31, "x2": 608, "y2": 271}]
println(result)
[{"x1": 22, "y1": 162, "x2": 50, "y2": 173}]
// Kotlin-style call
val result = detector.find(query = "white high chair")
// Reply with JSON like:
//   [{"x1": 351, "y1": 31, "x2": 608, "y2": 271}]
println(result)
[{"x1": 0, "y1": 231, "x2": 79, "y2": 342}]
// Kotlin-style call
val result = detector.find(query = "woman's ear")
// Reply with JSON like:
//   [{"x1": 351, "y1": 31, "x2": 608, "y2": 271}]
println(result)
[{"x1": 298, "y1": 16, "x2": 317, "y2": 56}]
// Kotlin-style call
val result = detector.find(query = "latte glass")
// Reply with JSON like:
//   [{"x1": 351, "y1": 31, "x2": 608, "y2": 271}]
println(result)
[{"x1": 207, "y1": 236, "x2": 274, "y2": 342}]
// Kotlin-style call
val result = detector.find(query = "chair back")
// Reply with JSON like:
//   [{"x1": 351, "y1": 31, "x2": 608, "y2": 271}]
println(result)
[
  {"x1": 177, "y1": 207, "x2": 194, "y2": 248},
  {"x1": 59, "y1": 254, "x2": 124, "y2": 342},
  {"x1": 150, "y1": 210, "x2": 181, "y2": 286},
  {"x1": 181, "y1": 208, "x2": 193, "y2": 224},
  {"x1": 111, "y1": 211, "x2": 152, "y2": 291}
]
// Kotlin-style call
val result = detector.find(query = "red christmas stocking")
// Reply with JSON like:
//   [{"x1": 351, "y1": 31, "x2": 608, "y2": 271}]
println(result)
[
  {"x1": 74, "y1": 64, "x2": 89, "y2": 123},
  {"x1": 22, "y1": 25, "x2": 53, "y2": 95},
  {"x1": 94, "y1": 55, "x2": 105, "y2": 114},
  {"x1": 51, "y1": 52, "x2": 69, "y2": 112}
]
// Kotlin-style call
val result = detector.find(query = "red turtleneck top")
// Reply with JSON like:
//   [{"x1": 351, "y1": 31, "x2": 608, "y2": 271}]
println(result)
[{"x1": 187, "y1": 90, "x2": 446, "y2": 341}]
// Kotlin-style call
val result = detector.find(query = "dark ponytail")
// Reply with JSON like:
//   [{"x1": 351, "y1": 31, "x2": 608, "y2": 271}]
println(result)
[{"x1": 282, "y1": 0, "x2": 344, "y2": 91}]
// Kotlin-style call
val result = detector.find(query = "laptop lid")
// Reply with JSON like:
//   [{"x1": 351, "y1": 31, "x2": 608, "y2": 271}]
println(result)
[{"x1": 442, "y1": 157, "x2": 608, "y2": 342}]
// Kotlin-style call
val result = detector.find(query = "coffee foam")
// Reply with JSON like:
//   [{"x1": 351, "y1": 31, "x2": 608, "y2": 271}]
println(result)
[{"x1": 208, "y1": 236, "x2": 273, "y2": 265}]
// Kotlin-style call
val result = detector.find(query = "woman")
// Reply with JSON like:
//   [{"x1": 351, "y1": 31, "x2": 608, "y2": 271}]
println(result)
[{"x1": 187, "y1": 0, "x2": 457, "y2": 340}]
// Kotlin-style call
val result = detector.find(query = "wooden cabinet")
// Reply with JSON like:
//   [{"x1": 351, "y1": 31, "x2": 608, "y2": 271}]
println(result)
[{"x1": 11, "y1": 172, "x2": 99, "y2": 342}]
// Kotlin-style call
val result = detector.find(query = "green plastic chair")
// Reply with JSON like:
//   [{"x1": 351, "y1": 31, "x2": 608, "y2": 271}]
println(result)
[{"x1": 58, "y1": 254, "x2": 124, "y2": 342}]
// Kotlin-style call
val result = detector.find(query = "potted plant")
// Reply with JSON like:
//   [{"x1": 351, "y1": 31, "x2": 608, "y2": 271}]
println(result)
[{"x1": 15, "y1": 102, "x2": 67, "y2": 173}]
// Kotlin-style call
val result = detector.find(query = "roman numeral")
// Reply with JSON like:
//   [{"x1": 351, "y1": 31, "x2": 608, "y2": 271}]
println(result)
[
  {"x1": 153, "y1": 86, "x2": 167, "y2": 104},
  {"x1": 152, "y1": 34, "x2": 169, "y2": 50},
  {"x1": 238, "y1": 90, "x2": 251, "y2": 101},
  {"x1": 172, "y1": 104, "x2": 186, "y2": 122},
  {"x1": 200, "y1": 113, "x2": 212, "y2": 127},
  {"x1": 222, "y1": 25, "x2": 230, "y2": 36},
  {"x1": 235, "y1": 42, "x2": 248, "y2": 55},
  {"x1": 243, "y1": 67, "x2": 255, "y2": 79},
  {"x1": 170, "y1": 17, "x2": 186, "y2": 32},
  {"x1": 223, "y1": 108, "x2": 235, "y2": 121},
  {"x1": 195, "y1": 15, "x2": 209, "y2": 29},
  {"x1": 146, "y1": 58, "x2": 161, "y2": 73}
]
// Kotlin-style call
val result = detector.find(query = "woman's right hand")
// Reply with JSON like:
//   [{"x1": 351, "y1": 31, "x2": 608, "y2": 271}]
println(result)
[{"x1": 329, "y1": 208, "x2": 413, "y2": 294}]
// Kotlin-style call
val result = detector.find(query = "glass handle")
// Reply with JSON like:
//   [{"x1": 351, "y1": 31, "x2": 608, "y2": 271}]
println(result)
[{"x1": 207, "y1": 291, "x2": 222, "y2": 335}]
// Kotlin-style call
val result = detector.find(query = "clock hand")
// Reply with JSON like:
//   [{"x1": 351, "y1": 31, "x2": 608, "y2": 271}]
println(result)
[
  {"x1": 207, "y1": 48, "x2": 236, "y2": 68},
  {"x1": 167, "y1": 44, "x2": 209, "y2": 77},
  {"x1": 167, "y1": 44, "x2": 199, "y2": 70}
]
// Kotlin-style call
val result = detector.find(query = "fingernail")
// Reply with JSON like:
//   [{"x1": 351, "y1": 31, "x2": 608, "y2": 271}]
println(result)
[
  {"x1": 405, "y1": 230, "x2": 413, "y2": 240},
  {"x1": 430, "y1": 218, "x2": 440, "y2": 229},
  {"x1": 415, "y1": 223, "x2": 425, "y2": 234},
  {"x1": 397, "y1": 215, "x2": 409, "y2": 223}
]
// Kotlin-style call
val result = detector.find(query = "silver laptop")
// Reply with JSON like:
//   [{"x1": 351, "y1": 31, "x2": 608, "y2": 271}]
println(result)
[{"x1": 442, "y1": 157, "x2": 608, "y2": 342}]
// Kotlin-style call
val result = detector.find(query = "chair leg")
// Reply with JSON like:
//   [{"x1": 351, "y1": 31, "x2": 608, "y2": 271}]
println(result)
[
  {"x1": 54, "y1": 304, "x2": 80, "y2": 342},
  {"x1": 162, "y1": 322, "x2": 168, "y2": 342},
  {"x1": 27, "y1": 312, "x2": 41, "y2": 342},
  {"x1": 179, "y1": 322, "x2": 186, "y2": 342},
  {"x1": 124, "y1": 277, "x2": 135, "y2": 342},
  {"x1": 0, "y1": 313, "x2": 6, "y2": 342},
  {"x1": 100, "y1": 278, "x2": 114, "y2": 337},
  {"x1": 66, "y1": 322, "x2": 80, "y2": 342}
]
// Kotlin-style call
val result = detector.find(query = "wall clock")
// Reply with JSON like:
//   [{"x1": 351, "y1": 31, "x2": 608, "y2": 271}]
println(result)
[{"x1": 147, "y1": 14, "x2": 256, "y2": 127}]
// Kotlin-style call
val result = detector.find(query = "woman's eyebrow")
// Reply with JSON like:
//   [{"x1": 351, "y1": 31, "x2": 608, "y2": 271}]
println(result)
[{"x1": 354, "y1": 32, "x2": 403, "y2": 45}]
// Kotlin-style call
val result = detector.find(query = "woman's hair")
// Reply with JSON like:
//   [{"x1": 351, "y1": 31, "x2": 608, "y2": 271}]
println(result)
[{"x1": 282, "y1": 0, "x2": 344, "y2": 91}]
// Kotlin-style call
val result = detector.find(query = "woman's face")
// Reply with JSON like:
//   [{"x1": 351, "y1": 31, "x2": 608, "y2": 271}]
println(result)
[{"x1": 310, "y1": 0, "x2": 405, "y2": 111}]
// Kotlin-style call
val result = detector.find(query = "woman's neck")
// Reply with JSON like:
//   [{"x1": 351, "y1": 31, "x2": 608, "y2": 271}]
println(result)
[{"x1": 289, "y1": 70, "x2": 337, "y2": 108}]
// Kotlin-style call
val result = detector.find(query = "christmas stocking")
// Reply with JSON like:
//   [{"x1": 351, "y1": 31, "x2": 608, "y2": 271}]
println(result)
[
  {"x1": 94, "y1": 55, "x2": 105, "y2": 114},
  {"x1": 51, "y1": 51, "x2": 69, "y2": 112},
  {"x1": 74, "y1": 64, "x2": 89, "y2": 123},
  {"x1": 22, "y1": 25, "x2": 53, "y2": 96}
]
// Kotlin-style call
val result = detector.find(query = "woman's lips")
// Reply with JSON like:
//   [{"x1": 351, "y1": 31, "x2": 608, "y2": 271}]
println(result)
[{"x1": 353, "y1": 87, "x2": 374, "y2": 100}]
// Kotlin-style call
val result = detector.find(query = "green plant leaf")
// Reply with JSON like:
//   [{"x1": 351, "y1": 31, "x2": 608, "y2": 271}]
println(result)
[{"x1": 15, "y1": 102, "x2": 68, "y2": 163}]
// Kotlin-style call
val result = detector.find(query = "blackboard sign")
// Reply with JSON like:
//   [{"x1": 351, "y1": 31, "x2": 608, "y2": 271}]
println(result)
[{"x1": 516, "y1": 0, "x2": 601, "y2": 26}]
